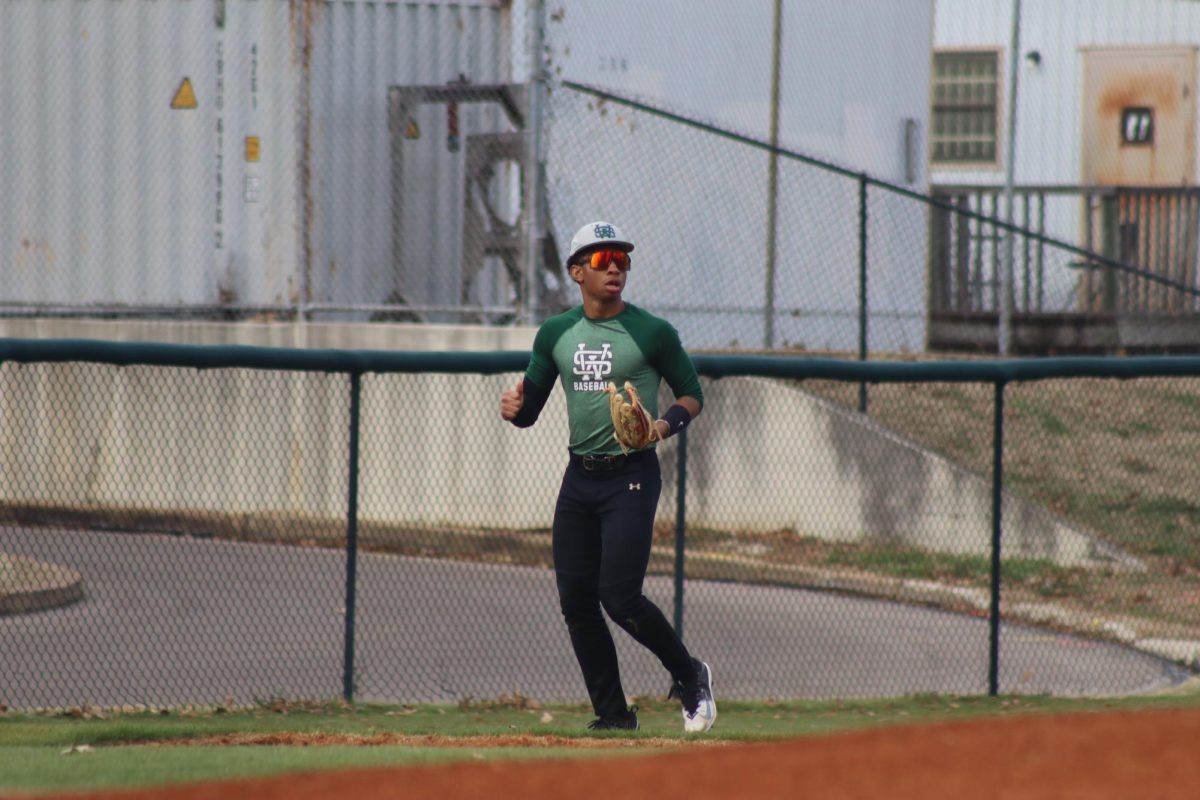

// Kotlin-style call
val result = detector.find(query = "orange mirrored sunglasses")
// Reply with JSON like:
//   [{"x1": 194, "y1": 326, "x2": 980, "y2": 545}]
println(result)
[{"x1": 584, "y1": 250, "x2": 631, "y2": 271}]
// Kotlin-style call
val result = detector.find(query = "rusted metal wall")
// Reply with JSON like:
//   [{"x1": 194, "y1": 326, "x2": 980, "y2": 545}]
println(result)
[{"x1": 1081, "y1": 47, "x2": 1195, "y2": 187}]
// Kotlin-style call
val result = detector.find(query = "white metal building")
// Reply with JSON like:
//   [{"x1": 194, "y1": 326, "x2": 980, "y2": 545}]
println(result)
[
  {"x1": 934, "y1": 0, "x2": 1200, "y2": 188},
  {"x1": 929, "y1": 0, "x2": 1200, "y2": 352}
]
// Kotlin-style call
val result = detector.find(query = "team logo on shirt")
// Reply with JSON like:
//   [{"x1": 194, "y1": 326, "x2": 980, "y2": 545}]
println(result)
[{"x1": 572, "y1": 342, "x2": 612, "y2": 391}]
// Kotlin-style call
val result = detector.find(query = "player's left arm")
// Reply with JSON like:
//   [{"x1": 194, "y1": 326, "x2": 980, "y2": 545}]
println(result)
[{"x1": 653, "y1": 323, "x2": 703, "y2": 440}]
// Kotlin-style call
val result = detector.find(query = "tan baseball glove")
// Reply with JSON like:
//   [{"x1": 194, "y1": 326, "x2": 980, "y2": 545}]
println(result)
[{"x1": 607, "y1": 381, "x2": 660, "y2": 454}]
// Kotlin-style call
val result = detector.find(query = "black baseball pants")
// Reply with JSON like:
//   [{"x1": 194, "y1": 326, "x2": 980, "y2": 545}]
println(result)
[{"x1": 552, "y1": 449, "x2": 695, "y2": 718}]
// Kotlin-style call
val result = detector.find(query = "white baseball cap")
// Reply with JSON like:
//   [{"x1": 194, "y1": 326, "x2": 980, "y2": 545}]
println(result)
[{"x1": 567, "y1": 221, "x2": 635, "y2": 265}]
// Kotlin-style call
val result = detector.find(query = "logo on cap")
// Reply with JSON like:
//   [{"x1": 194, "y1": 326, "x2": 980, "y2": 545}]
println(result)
[{"x1": 594, "y1": 224, "x2": 616, "y2": 240}]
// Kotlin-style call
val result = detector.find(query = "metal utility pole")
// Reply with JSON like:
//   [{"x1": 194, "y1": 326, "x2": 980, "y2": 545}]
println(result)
[
  {"x1": 764, "y1": 0, "x2": 784, "y2": 350},
  {"x1": 523, "y1": 0, "x2": 547, "y2": 325},
  {"x1": 1000, "y1": 0, "x2": 1022, "y2": 354}
]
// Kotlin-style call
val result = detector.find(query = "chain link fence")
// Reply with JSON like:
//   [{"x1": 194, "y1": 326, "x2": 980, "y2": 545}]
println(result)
[
  {"x1": 1, "y1": 343, "x2": 1197, "y2": 710},
  {"x1": 6, "y1": 0, "x2": 1196, "y2": 352},
  {"x1": 543, "y1": 83, "x2": 920, "y2": 353},
  {"x1": 545, "y1": 81, "x2": 1200, "y2": 356},
  {"x1": 4, "y1": 0, "x2": 1200, "y2": 715}
]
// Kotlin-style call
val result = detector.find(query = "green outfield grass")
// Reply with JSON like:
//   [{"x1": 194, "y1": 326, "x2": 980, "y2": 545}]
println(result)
[{"x1": 4, "y1": 690, "x2": 1200, "y2": 795}]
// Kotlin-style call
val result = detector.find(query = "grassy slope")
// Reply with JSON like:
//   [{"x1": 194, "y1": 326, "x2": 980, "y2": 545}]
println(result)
[
  {"x1": 804, "y1": 372, "x2": 1200, "y2": 569},
  {"x1": 790, "y1": 372, "x2": 1200, "y2": 636}
]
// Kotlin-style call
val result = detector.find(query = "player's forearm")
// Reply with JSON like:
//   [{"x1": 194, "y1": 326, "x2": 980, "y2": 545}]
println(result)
[
  {"x1": 656, "y1": 396, "x2": 700, "y2": 439},
  {"x1": 510, "y1": 377, "x2": 552, "y2": 428}
]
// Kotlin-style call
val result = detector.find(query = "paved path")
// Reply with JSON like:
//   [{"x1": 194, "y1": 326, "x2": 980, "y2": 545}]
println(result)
[{"x1": 0, "y1": 528, "x2": 1187, "y2": 709}]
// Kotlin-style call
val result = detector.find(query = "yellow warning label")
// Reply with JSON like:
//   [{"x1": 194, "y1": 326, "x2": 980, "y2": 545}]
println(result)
[
  {"x1": 171, "y1": 78, "x2": 198, "y2": 110},
  {"x1": 404, "y1": 120, "x2": 421, "y2": 140},
  {"x1": 245, "y1": 136, "x2": 261, "y2": 162}
]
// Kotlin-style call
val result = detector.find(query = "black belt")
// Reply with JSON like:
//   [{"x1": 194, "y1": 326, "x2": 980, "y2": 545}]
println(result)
[{"x1": 569, "y1": 450, "x2": 650, "y2": 472}]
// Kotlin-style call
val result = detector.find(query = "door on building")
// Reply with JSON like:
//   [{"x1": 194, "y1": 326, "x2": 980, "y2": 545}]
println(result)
[{"x1": 1080, "y1": 46, "x2": 1198, "y2": 313}]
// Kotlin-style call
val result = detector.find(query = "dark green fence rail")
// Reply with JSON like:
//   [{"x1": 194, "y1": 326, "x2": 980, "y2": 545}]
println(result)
[
  {"x1": 2, "y1": 338, "x2": 1199, "y2": 708},
  {"x1": 9, "y1": 336, "x2": 1200, "y2": 379}
]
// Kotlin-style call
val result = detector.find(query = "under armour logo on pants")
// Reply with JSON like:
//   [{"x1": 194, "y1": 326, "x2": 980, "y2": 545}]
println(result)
[{"x1": 629, "y1": 483, "x2": 641, "y2": 491}]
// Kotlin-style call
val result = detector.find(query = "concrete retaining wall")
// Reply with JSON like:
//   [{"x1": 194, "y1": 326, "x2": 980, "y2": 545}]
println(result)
[{"x1": 0, "y1": 320, "x2": 1124, "y2": 567}]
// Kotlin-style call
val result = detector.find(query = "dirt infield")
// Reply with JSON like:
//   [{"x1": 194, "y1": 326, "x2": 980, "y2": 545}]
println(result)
[{"x1": 44, "y1": 707, "x2": 1200, "y2": 800}]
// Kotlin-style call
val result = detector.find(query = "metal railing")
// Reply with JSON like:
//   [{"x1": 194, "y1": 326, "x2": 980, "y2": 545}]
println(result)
[{"x1": 930, "y1": 185, "x2": 1200, "y2": 316}]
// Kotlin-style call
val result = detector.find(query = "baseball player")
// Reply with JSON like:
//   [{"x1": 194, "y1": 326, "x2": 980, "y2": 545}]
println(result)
[{"x1": 499, "y1": 221, "x2": 716, "y2": 733}]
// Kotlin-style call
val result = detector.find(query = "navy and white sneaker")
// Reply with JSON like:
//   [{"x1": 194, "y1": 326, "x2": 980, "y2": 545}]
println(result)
[
  {"x1": 586, "y1": 706, "x2": 639, "y2": 731},
  {"x1": 669, "y1": 659, "x2": 717, "y2": 733}
]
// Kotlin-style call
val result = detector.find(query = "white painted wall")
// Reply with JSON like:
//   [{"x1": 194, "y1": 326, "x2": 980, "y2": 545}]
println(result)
[
  {"x1": 543, "y1": 0, "x2": 935, "y2": 352},
  {"x1": 552, "y1": 0, "x2": 933, "y2": 184}
]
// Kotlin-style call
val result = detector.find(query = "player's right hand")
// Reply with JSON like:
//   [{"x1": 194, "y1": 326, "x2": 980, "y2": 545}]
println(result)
[{"x1": 499, "y1": 379, "x2": 524, "y2": 421}]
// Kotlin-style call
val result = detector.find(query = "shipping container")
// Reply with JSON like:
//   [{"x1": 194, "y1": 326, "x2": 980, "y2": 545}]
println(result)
[{"x1": 0, "y1": 0, "x2": 516, "y2": 318}]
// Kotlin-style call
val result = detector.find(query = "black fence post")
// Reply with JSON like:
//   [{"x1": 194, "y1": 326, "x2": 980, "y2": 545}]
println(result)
[
  {"x1": 342, "y1": 371, "x2": 363, "y2": 703},
  {"x1": 858, "y1": 173, "x2": 869, "y2": 413},
  {"x1": 988, "y1": 380, "x2": 1006, "y2": 696},
  {"x1": 673, "y1": 427, "x2": 689, "y2": 637}
]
